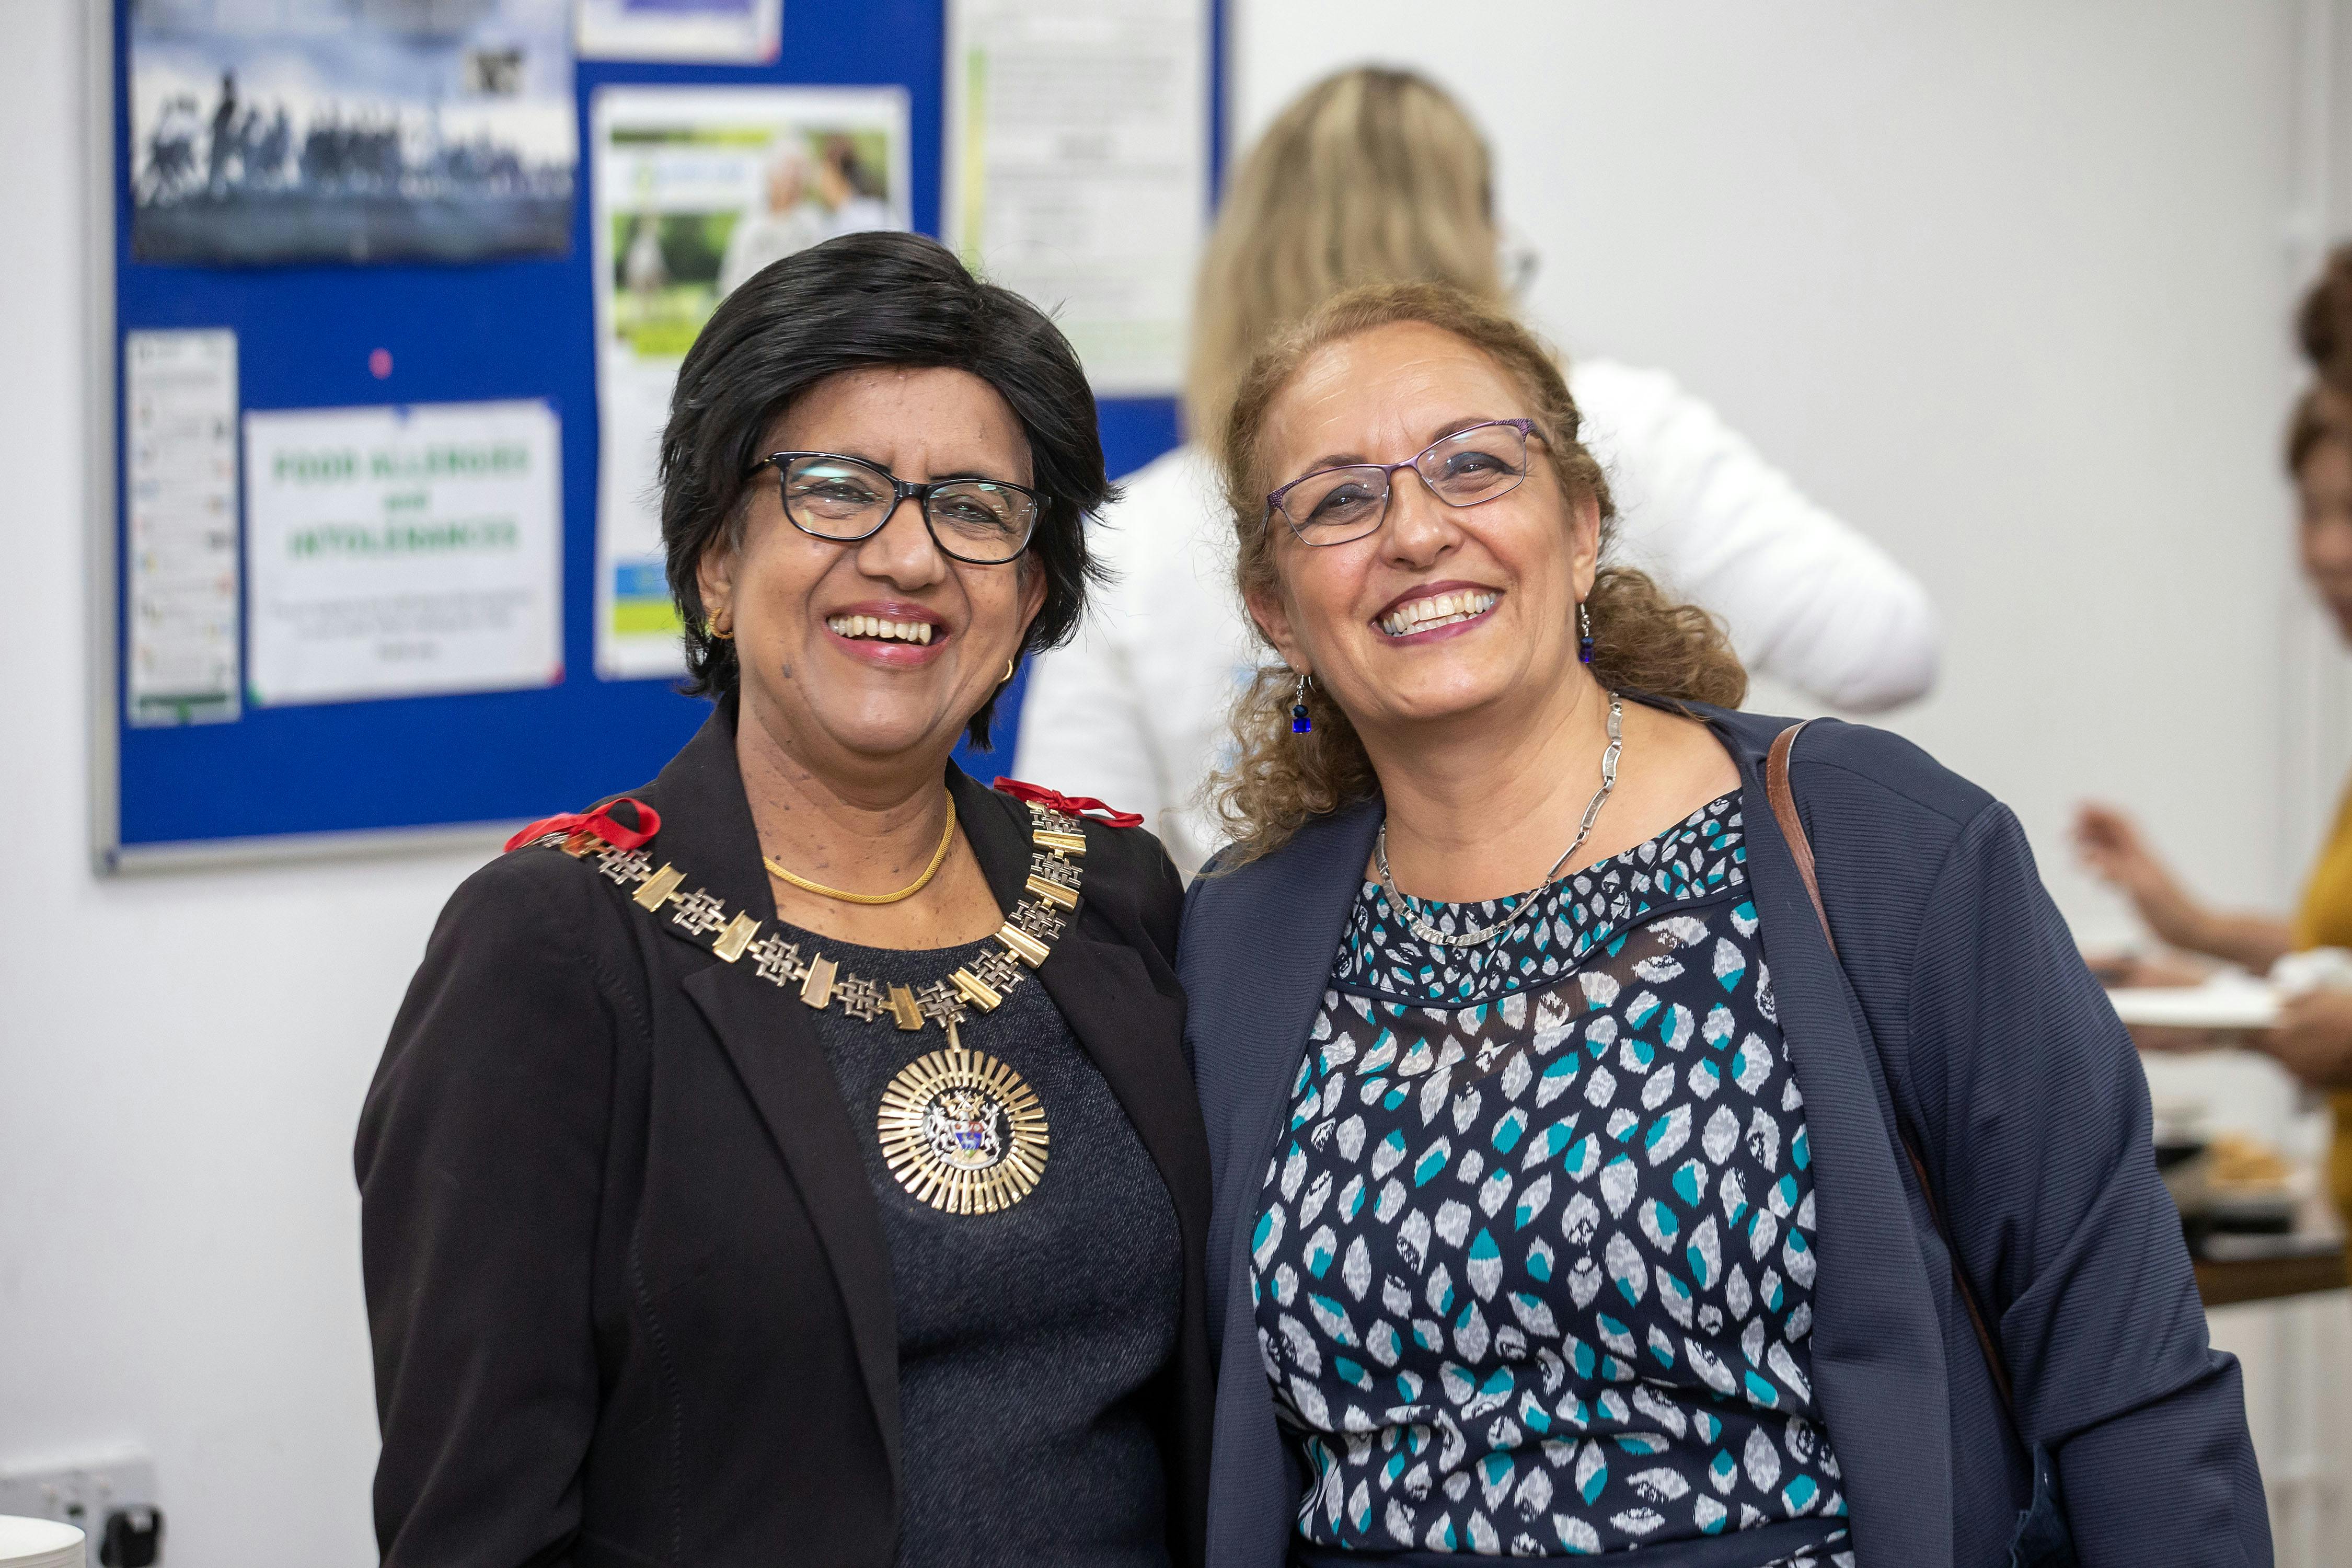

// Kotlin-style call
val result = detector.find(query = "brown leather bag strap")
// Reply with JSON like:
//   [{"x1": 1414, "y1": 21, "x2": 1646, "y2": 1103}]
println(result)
[
  {"x1": 1765, "y1": 721, "x2": 2021, "y2": 1421},
  {"x1": 1766, "y1": 724, "x2": 1835, "y2": 955}
]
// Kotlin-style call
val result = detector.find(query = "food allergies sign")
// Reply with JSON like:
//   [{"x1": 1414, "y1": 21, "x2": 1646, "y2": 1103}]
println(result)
[{"x1": 244, "y1": 400, "x2": 561, "y2": 707}]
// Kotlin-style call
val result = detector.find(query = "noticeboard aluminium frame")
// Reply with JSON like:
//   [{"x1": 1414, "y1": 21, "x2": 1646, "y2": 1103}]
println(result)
[
  {"x1": 83, "y1": 6, "x2": 541, "y2": 876},
  {"x1": 87, "y1": 0, "x2": 117, "y2": 875}
]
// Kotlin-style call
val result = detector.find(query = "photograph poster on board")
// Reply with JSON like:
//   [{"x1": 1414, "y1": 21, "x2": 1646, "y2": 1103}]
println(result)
[
  {"x1": 944, "y1": 0, "x2": 1208, "y2": 395},
  {"x1": 576, "y1": 0, "x2": 783, "y2": 63},
  {"x1": 128, "y1": 0, "x2": 577, "y2": 266},
  {"x1": 591, "y1": 85, "x2": 909, "y2": 679},
  {"x1": 243, "y1": 400, "x2": 563, "y2": 708}
]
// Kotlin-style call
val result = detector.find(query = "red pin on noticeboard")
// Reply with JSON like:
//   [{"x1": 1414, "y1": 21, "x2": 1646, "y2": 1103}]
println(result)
[{"x1": 369, "y1": 348, "x2": 393, "y2": 378}]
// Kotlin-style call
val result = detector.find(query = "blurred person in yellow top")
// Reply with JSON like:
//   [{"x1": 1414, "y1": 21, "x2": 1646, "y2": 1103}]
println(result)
[{"x1": 2077, "y1": 245, "x2": 2352, "y2": 1231}]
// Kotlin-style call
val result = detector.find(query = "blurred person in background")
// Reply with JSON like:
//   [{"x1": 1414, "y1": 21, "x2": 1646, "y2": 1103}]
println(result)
[
  {"x1": 817, "y1": 134, "x2": 894, "y2": 239},
  {"x1": 716, "y1": 137, "x2": 824, "y2": 296},
  {"x1": 1016, "y1": 67, "x2": 1940, "y2": 873},
  {"x1": 622, "y1": 210, "x2": 668, "y2": 297},
  {"x1": 2077, "y1": 244, "x2": 2352, "y2": 1239}
]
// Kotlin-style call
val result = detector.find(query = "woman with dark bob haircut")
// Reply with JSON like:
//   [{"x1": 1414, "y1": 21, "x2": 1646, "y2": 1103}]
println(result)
[{"x1": 358, "y1": 231, "x2": 1214, "y2": 1568}]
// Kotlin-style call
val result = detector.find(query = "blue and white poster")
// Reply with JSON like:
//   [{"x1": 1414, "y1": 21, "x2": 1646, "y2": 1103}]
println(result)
[{"x1": 129, "y1": 0, "x2": 577, "y2": 266}]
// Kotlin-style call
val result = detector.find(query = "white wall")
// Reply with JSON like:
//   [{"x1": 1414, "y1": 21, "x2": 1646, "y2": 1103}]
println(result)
[{"x1": 0, "y1": 3, "x2": 2336, "y2": 1564}]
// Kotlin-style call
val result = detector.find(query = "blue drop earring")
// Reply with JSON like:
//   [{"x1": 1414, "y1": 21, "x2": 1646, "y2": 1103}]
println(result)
[
  {"x1": 1577, "y1": 601, "x2": 1595, "y2": 664},
  {"x1": 1292, "y1": 671, "x2": 1313, "y2": 734}
]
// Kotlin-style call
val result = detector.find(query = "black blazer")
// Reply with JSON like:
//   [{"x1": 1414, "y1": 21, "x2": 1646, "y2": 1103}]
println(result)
[
  {"x1": 357, "y1": 700, "x2": 1215, "y2": 1568},
  {"x1": 1181, "y1": 700, "x2": 2267, "y2": 1568}
]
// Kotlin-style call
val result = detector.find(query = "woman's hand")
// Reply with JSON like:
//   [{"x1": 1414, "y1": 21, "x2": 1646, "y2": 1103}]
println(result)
[
  {"x1": 2074, "y1": 803, "x2": 2201, "y2": 939},
  {"x1": 2073, "y1": 802, "x2": 2300, "y2": 973},
  {"x1": 2265, "y1": 989, "x2": 2352, "y2": 1088}
]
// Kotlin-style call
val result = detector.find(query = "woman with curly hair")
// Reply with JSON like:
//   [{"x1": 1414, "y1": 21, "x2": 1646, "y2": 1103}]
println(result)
[{"x1": 1181, "y1": 281, "x2": 2264, "y2": 1567}]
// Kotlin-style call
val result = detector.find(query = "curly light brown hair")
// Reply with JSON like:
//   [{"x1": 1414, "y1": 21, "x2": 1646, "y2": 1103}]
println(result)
[{"x1": 1206, "y1": 283, "x2": 1746, "y2": 863}]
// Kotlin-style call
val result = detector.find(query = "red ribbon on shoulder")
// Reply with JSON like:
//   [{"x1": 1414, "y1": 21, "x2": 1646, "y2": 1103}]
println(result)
[
  {"x1": 504, "y1": 797, "x2": 662, "y2": 854},
  {"x1": 991, "y1": 777, "x2": 1145, "y2": 829}
]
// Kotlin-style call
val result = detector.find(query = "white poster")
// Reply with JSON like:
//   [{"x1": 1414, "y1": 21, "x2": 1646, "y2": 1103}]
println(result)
[
  {"x1": 945, "y1": 0, "x2": 1208, "y2": 396},
  {"x1": 577, "y1": 0, "x2": 781, "y2": 63},
  {"x1": 244, "y1": 401, "x2": 562, "y2": 707},
  {"x1": 592, "y1": 85, "x2": 909, "y2": 678},
  {"x1": 125, "y1": 329, "x2": 242, "y2": 727}
]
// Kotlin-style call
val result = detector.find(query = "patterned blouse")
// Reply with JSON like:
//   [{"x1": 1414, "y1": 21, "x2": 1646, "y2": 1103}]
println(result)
[{"x1": 1250, "y1": 794, "x2": 1850, "y2": 1561}]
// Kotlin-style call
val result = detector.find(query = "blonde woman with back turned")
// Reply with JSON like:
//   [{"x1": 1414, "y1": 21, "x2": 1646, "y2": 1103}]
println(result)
[{"x1": 1016, "y1": 67, "x2": 1939, "y2": 872}]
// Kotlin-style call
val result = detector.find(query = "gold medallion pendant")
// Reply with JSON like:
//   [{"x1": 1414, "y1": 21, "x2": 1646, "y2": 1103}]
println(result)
[{"x1": 877, "y1": 1047, "x2": 1050, "y2": 1214}]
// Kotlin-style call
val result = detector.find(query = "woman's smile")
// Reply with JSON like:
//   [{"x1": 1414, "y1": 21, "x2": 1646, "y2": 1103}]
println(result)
[
  {"x1": 1376, "y1": 582, "x2": 1502, "y2": 640},
  {"x1": 822, "y1": 597, "x2": 951, "y2": 665}
]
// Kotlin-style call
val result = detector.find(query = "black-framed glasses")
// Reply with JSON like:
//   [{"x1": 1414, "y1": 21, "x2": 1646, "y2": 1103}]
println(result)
[
  {"x1": 1265, "y1": 419, "x2": 1540, "y2": 547},
  {"x1": 748, "y1": 451, "x2": 1042, "y2": 565}
]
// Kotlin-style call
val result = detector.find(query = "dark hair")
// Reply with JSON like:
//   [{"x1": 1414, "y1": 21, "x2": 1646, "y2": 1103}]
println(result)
[
  {"x1": 661, "y1": 230, "x2": 1112, "y2": 746},
  {"x1": 2289, "y1": 244, "x2": 2352, "y2": 477}
]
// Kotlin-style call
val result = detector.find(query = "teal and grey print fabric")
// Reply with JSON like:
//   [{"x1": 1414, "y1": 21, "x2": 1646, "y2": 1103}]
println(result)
[
  {"x1": 1252, "y1": 795, "x2": 1851, "y2": 1560},
  {"x1": 1330, "y1": 792, "x2": 1741, "y2": 1003}
]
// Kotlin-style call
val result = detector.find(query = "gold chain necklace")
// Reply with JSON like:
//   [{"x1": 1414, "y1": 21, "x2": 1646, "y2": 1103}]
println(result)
[
  {"x1": 762, "y1": 800, "x2": 957, "y2": 906},
  {"x1": 526, "y1": 797, "x2": 1090, "y2": 1215}
]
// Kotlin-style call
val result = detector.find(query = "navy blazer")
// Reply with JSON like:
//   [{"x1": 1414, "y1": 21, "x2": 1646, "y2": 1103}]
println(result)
[{"x1": 1180, "y1": 701, "x2": 2269, "y2": 1568}]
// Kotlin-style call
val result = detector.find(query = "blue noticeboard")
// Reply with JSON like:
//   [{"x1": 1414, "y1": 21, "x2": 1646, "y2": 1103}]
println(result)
[{"x1": 97, "y1": 0, "x2": 1226, "y2": 870}]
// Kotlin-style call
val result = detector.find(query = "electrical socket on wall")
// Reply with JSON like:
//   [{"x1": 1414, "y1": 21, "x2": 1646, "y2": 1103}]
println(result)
[{"x1": 0, "y1": 1450, "x2": 162, "y2": 1567}]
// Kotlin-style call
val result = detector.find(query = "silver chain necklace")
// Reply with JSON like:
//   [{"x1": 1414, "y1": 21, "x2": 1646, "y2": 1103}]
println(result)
[{"x1": 1374, "y1": 694, "x2": 1624, "y2": 951}]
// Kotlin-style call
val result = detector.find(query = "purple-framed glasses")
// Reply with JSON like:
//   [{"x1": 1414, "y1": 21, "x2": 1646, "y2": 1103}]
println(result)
[{"x1": 1264, "y1": 419, "x2": 1540, "y2": 546}]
